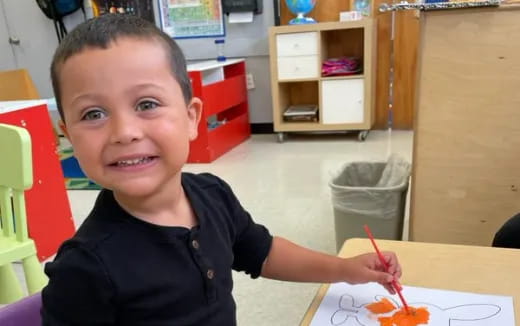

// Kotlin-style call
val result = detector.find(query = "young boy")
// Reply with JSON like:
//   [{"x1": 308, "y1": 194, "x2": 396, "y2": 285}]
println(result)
[{"x1": 42, "y1": 15, "x2": 402, "y2": 325}]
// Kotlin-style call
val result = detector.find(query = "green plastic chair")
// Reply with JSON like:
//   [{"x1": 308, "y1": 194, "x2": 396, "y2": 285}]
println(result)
[{"x1": 0, "y1": 123, "x2": 48, "y2": 304}]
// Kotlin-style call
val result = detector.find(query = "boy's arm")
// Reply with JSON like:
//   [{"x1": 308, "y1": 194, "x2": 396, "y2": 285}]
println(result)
[
  {"x1": 260, "y1": 237, "x2": 401, "y2": 294},
  {"x1": 42, "y1": 245, "x2": 116, "y2": 325}
]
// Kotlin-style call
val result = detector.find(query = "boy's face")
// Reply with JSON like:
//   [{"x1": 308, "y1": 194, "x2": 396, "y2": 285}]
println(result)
[{"x1": 58, "y1": 38, "x2": 201, "y2": 198}]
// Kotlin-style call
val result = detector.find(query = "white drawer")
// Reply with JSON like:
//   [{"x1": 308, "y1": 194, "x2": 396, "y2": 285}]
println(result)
[
  {"x1": 276, "y1": 32, "x2": 318, "y2": 57},
  {"x1": 277, "y1": 56, "x2": 319, "y2": 80},
  {"x1": 321, "y1": 79, "x2": 364, "y2": 124}
]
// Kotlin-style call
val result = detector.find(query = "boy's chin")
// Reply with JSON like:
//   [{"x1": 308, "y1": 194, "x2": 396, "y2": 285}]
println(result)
[{"x1": 102, "y1": 181, "x2": 168, "y2": 199}]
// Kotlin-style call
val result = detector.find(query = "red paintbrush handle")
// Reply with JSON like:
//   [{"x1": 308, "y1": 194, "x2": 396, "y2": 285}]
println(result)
[
  {"x1": 363, "y1": 225, "x2": 411, "y2": 313},
  {"x1": 364, "y1": 225, "x2": 390, "y2": 267},
  {"x1": 393, "y1": 280, "x2": 410, "y2": 311}
]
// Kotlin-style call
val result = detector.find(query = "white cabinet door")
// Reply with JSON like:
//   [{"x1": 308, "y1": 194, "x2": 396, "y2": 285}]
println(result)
[
  {"x1": 321, "y1": 78, "x2": 364, "y2": 124},
  {"x1": 2, "y1": 0, "x2": 60, "y2": 98}
]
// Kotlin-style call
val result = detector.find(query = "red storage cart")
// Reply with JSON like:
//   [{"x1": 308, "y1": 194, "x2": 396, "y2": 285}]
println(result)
[{"x1": 187, "y1": 59, "x2": 251, "y2": 163}]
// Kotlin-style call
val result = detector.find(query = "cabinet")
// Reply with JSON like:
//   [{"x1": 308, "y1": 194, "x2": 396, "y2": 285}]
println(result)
[
  {"x1": 187, "y1": 59, "x2": 251, "y2": 163},
  {"x1": 322, "y1": 78, "x2": 364, "y2": 124},
  {"x1": 410, "y1": 7, "x2": 520, "y2": 246},
  {"x1": 269, "y1": 20, "x2": 376, "y2": 141}
]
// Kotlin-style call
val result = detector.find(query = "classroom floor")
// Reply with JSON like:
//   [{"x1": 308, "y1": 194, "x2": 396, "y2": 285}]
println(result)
[{"x1": 17, "y1": 130, "x2": 414, "y2": 324}]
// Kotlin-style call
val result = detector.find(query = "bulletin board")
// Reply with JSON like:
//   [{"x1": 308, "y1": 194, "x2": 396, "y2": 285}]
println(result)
[{"x1": 157, "y1": 0, "x2": 225, "y2": 39}]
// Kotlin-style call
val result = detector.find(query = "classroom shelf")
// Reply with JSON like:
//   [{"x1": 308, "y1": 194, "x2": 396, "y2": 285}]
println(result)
[
  {"x1": 187, "y1": 59, "x2": 251, "y2": 163},
  {"x1": 269, "y1": 20, "x2": 376, "y2": 140},
  {"x1": 320, "y1": 75, "x2": 364, "y2": 81}
]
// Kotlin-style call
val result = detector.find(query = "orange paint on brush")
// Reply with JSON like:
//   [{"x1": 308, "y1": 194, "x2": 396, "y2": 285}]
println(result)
[
  {"x1": 366, "y1": 298, "x2": 397, "y2": 314},
  {"x1": 377, "y1": 306, "x2": 430, "y2": 326}
]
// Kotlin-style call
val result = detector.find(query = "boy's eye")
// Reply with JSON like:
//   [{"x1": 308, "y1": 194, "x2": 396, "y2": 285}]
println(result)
[
  {"x1": 136, "y1": 100, "x2": 159, "y2": 112},
  {"x1": 82, "y1": 109, "x2": 107, "y2": 121}
]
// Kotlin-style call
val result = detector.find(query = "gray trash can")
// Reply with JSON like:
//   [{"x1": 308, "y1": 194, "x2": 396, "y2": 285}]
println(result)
[{"x1": 330, "y1": 155, "x2": 411, "y2": 252}]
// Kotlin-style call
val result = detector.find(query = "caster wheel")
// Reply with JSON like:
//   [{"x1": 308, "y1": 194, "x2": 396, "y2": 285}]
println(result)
[
  {"x1": 358, "y1": 130, "x2": 369, "y2": 142},
  {"x1": 277, "y1": 132, "x2": 286, "y2": 143}
]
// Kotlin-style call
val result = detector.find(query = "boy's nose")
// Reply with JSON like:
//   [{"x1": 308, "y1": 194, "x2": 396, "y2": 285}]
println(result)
[{"x1": 109, "y1": 113, "x2": 143, "y2": 144}]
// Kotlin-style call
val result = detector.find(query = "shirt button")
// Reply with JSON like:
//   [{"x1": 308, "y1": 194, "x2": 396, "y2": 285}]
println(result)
[
  {"x1": 191, "y1": 240, "x2": 199, "y2": 249},
  {"x1": 207, "y1": 269, "x2": 215, "y2": 280}
]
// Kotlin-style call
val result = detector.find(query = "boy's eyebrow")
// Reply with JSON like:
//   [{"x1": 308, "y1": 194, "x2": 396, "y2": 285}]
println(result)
[
  {"x1": 70, "y1": 93, "x2": 99, "y2": 107},
  {"x1": 70, "y1": 83, "x2": 168, "y2": 106},
  {"x1": 127, "y1": 83, "x2": 168, "y2": 93}
]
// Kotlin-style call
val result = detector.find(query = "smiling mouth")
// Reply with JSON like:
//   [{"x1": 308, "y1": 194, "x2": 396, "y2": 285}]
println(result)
[{"x1": 110, "y1": 156, "x2": 158, "y2": 167}]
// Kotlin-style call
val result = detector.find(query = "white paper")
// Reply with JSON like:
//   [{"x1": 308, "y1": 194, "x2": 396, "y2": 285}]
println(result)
[
  {"x1": 228, "y1": 12, "x2": 253, "y2": 23},
  {"x1": 309, "y1": 282, "x2": 515, "y2": 326}
]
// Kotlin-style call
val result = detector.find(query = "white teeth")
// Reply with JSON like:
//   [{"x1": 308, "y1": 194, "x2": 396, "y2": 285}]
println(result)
[{"x1": 116, "y1": 157, "x2": 152, "y2": 167}]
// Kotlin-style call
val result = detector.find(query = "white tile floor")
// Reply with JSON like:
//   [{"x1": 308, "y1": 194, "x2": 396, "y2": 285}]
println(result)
[{"x1": 16, "y1": 130, "x2": 414, "y2": 325}]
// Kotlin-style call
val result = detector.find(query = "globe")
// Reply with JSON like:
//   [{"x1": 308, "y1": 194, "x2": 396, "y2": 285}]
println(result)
[{"x1": 285, "y1": 0, "x2": 317, "y2": 24}]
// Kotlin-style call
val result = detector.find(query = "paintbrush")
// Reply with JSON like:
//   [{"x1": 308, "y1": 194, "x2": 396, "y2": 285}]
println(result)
[{"x1": 364, "y1": 224, "x2": 411, "y2": 314}]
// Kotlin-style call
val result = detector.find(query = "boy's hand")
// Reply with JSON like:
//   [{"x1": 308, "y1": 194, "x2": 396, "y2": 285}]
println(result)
[{"x1": 343, "y1": 252, "x2": 402, "y2": 295}]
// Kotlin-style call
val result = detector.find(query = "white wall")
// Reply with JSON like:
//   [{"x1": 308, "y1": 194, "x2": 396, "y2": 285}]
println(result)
[
  {"x1": 242, "y1": 56, "x2": 272, "y2": 123},
  {"x1": 0, "y1": 0, "x2": 92, "y2": 98}
]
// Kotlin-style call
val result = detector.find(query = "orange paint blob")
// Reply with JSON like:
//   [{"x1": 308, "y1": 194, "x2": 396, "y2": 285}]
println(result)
[
  {"x1": 377, "y1": 306, "x2": 430, "y2": 326},
  {"x1": 378, "y1": 317, "x2": 395, "y2": 326},
  {"x1": 366, "y1": 298, "x2": 397, "y2": 314}
]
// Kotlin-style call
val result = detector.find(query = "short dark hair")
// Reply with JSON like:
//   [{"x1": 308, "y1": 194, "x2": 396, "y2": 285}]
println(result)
[{"x1": 50, "y1": 14, "x2": 192, "y2": 121}]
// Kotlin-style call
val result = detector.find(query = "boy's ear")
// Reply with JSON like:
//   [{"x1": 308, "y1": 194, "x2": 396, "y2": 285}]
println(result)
[
  {"x1": 58, "y1": 120, "x2": 70, "y2": 140},
  {"x1": 187, "y1": 97, "x2": 203, "y2": 141}
]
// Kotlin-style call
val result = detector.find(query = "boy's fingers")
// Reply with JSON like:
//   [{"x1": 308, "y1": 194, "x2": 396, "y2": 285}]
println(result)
[
  {"x1": 370, "y1": 270, "x2": 393, "y2": 284},
  {"x1": 383, "y1": 252, "x2": 398, "y2": 274},
  {"x1": 395, "y1": 265, "x2": 402, "y2": 279},
  {"x1": 382, "y1": 252, "x2": 403, "y2": 280},
  {"x1": 380, "y1": 282, "x2": 395, "y2": 294}
]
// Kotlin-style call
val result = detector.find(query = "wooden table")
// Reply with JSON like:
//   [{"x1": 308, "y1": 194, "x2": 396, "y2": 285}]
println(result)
[{"x1": 300, "y1": 238, "x2": 520, "y2": 325}]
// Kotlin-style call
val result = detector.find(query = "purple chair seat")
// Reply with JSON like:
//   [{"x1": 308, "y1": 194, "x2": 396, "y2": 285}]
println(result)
[{"x1": 0, "y1": 293, "x2": 42, "y2": 326}]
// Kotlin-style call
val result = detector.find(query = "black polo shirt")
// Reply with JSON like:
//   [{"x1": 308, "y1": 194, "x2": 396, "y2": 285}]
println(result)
[
  {"x1": 492, "y1": 213, "x2": 520, "y2": 249},
  {"x1": 42, "y1": 173, "x2": 273, "y2": 326}
]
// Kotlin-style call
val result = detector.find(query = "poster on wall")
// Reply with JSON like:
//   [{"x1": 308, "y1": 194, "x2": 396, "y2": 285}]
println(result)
[{"x1": 157, "y1": 0, "x2": 225, "y2": 39}]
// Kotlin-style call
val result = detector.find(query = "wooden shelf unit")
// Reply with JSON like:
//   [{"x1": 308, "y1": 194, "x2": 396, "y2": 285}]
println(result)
[
  {"x1": 321, "y1": 74, "x2": 364, "y2": 81},
  {"x1": 269, "y1": 20, "x2": 376, "y2": 140}
]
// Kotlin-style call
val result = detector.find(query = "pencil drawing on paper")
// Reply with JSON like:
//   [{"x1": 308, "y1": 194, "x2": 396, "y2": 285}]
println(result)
[
  {"x1": 330, "y1": 293, "x2": 501, "y2": 326},
  {"x1": 309, "y1": 283, "x2": 514, "y2": 326}
]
